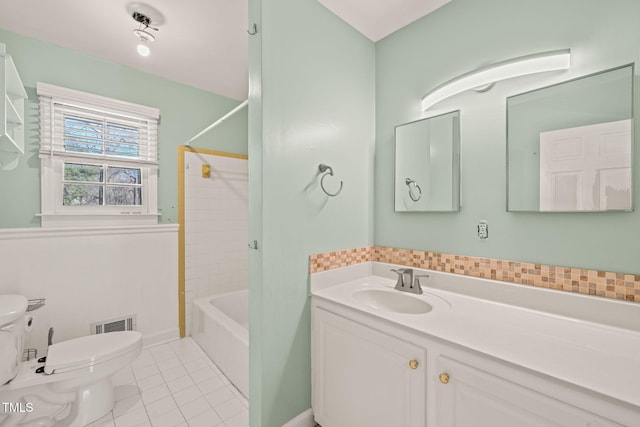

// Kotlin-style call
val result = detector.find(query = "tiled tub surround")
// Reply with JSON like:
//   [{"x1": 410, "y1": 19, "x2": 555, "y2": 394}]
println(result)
[
  {"x1": 309, "y1": 246, "x2": 640, "y2": 303},
  {"x1": 183, "y1": 150, "x2": 248, "y2": 336}
]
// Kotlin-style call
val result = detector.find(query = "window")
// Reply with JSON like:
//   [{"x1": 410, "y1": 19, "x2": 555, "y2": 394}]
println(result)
[
  {"x1": 62, "y1": 163, "x2": 142, "y2": 207},
  {"x1": 37, "y1": 83, "x2": 160, "y2": 227}
]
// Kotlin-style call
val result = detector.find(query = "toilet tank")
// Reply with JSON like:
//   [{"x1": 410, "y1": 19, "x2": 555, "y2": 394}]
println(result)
[{"x1": 0, "y1": 295, "x2": 28, "y2": 385}]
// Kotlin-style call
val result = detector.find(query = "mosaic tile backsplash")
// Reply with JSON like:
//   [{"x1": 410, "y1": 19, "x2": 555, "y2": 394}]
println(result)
[{"x1": 309, "y1": 246, "x2": 640, "y2": 303}]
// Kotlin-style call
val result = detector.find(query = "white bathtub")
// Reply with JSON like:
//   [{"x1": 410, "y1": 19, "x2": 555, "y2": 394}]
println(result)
[{"x1": 192, "y1": 290, "x2": 248, "y2": 397}]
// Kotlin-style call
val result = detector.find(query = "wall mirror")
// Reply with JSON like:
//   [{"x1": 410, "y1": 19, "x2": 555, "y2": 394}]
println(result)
[
  {"x1": 395, "y1": 110, "x2": 460, "y2": 212},
  {"x1": 507, "y1": 64, "x2": 634, "y2": 212}
]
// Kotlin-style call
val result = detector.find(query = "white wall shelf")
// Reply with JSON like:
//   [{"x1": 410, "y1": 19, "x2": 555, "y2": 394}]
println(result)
[{"x1": 0, "y1": 43, "x2": 28, "y2": 170}]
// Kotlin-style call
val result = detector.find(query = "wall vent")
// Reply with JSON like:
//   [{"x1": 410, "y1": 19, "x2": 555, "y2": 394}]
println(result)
[{"x1": 91, "y1": 315, "x2": 136, "y2": 335}]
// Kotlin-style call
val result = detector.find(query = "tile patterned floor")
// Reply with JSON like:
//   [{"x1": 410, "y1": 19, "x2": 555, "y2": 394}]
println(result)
[{"x1": 87, "y1": 338, "x2": 248, "y2": 427}]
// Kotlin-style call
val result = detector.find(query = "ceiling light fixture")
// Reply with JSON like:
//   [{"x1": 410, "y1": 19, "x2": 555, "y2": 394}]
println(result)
[
  {"x1": 132, "y1": 11, "x2": 158, "y2": 57},
  {"x1": 136, "y1": 43, "x2": 150, "y2": 57},
  {"x1": 421, "y1": 49, "x2": 571, "y2": 111}
]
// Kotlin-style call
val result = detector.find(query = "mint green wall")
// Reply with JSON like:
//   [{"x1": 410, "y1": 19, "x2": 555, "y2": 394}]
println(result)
[
  {"x1": 248, "y1": 0, "x2": 375, "y2": 425},
  {"x1": 0, "y1": 29, "x2": 247, "y2": 228},
  {"x1": 375, "y1": 0, "x2": 640, "y2": 274}
]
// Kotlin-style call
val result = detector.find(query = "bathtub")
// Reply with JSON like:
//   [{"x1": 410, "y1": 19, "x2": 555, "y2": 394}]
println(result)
[{"x1": 192, "y1": 290, "x2": 248, "y2": 397}]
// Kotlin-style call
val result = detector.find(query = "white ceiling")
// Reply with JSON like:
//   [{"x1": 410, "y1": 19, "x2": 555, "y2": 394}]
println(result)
[
  {"x1": 319, "y1": 0, "x2": 452, "y2": 42},
  {"x1": 0, "y1": 0, "x2": 249, "y2": 100},
  {"x1": 0, "y1": 0, "x2": 450, "y2": 101}
]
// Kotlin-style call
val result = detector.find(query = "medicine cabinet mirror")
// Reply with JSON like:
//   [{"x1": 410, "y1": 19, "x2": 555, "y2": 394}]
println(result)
[
  {"x1": 395, "y1": 110, "x2": 460, "y2": 212},
  {"x1": 507, "y1": 64, "x2": 634, "y2": 212}
]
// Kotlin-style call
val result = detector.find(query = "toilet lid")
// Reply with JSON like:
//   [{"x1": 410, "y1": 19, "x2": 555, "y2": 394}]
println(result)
[{"x1": 44, "y1": 331, "x2": 142, "y2": 374}]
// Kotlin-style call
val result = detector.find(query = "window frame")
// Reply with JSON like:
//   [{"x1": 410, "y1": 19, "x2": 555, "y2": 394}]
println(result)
[{"x1": 37, "y1": 82, "x2": 160, "y2": 228}]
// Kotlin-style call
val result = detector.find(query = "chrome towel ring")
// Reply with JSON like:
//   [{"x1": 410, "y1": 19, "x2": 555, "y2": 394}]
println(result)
[
  {"x1": 319, "y1": 164, "x2": 343, "y2": 197},
  {"x1": 405, "y1": 178, "x2": 422, "y2": 202}
]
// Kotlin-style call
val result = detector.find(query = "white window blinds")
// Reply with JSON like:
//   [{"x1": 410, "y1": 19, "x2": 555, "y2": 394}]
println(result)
[{"x1": 38, "y1": 83, "x2": 160, "y2": 164}]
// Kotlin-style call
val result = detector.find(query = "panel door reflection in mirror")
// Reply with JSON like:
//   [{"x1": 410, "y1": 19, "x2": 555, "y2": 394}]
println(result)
[
  {"x1": 507, "y1": 64, "x2": 634, "y2": 212},
  {"x1": 395, "y1": 111, "x2": 460, "y2": 212}
]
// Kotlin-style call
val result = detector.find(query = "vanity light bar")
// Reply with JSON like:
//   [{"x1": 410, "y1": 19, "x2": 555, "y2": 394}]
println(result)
[{"x1": 421, "y1": 49, "x2": 571, "y2": 111}]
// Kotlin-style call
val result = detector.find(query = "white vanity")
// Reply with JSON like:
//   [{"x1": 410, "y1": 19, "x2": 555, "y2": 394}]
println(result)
[{"x1": 310, "y1": 263, "x2": 640, "y2": 427}]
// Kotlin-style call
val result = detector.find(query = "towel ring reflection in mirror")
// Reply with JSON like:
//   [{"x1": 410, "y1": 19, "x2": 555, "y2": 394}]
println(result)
[
  {"x1": 405, "y1": 178, "x2": 422, "y2": 202},
  {"x1": 319, "y1": 164, "x2": 343, "y2": 197}
]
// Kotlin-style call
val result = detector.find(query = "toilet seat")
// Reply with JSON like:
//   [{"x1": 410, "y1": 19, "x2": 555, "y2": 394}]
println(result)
[{"x1": 45, "y1": 331, "x2": 142, "y2": 374}]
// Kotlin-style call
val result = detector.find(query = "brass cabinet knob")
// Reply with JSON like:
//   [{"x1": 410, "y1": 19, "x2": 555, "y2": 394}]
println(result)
[
  {"x1": 439, "y1": 373, "x2": 450, "y2": 384},
  {"x1": 409, "y1": 360, "x2": 419, "y2": 369}
]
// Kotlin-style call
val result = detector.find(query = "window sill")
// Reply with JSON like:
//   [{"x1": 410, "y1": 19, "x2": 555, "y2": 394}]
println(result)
[{"x1": 38, "y1": 212, "x2": 161, "y2": 228}]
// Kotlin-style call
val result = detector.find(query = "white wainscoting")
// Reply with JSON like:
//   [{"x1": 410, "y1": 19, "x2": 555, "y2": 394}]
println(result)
[{"x1": 0, "y1": 224, "x2": 179, "y2": 358}]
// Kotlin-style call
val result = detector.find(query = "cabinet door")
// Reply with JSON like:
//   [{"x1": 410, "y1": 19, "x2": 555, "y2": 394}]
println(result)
[
  {"x1": 312, "y1": 307, "x2": 426, "y2": 427},
  {"x1": 437, "y1": 356, "x2": 622, "y2": 427}
]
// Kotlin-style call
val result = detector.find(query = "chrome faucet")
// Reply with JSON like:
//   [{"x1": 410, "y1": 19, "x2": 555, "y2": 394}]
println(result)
[{"x1": 390, "y1": 268, "x2": 427, "y2": 295}]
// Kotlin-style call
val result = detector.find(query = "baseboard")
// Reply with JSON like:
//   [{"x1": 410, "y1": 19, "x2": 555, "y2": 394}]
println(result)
[
  {"x1": 142, "y1": 328, "x2": 181, "y2": 349},
  {"x1": 282, "y1": 409, "x2": 315, "y2": 427}
]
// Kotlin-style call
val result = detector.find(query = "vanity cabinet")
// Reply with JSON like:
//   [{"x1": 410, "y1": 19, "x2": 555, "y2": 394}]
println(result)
[
  {"x1": 0, "y1": 43, "x2": 28, "y2": 170},
  {"x1": 311, "y1": 297, "x2": 639, "y2": 427},
  {"x1": 312, "y1": 306, "x2": 426, "y2": 427}
]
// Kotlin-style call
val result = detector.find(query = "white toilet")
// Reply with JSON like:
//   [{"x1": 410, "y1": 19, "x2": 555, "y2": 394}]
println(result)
[{"x1": 0, "y1": 295, "x2": 142, "y2": 427}]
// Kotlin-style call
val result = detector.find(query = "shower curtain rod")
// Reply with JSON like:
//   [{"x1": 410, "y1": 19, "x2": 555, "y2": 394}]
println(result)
[{"x1": 185, "y1": 99, "x2": 248, "y2": 146}]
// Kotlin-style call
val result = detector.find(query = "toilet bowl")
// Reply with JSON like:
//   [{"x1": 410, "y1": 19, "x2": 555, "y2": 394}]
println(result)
[{"x1": 0, "y1": 295, "x2": 142, "y2": 427}]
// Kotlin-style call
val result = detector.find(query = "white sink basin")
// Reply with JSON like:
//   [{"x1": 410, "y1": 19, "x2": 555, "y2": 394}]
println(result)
[{"x1": 352, "y1": 289, "x2": 432, "y2": 314}]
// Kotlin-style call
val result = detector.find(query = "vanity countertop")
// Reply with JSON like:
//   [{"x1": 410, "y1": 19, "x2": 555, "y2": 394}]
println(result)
[{"x1": 311, "y1": 263, "x2": 640, "y2": 408}]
